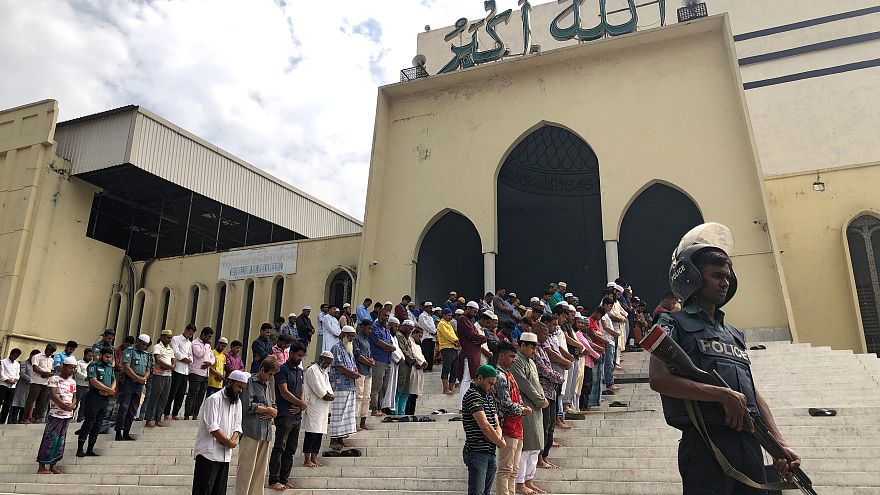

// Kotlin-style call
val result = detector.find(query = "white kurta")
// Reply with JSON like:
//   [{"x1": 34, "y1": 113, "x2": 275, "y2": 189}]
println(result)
[
  {"x1": 382, "y1": 336, "x2": 403, "y2": 410},
  {"x1": 302, "y1": 363, "x2": 333, "y2": 434},
  {"x1": 409, "y1": 337, "x2": 425, "y2": 396}
]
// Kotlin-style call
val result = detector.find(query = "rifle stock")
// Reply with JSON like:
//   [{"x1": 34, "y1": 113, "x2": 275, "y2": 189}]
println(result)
[{"x1": 640, "y1": 325, "x2": 817, "y2": 495}]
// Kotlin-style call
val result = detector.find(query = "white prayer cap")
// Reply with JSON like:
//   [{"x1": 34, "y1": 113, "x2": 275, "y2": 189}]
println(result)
[
  {"x1": 530, "y1": 297, "x2": 540, "y2": 303},
  {"x1": 62, "y1": 356, "x2": 77, "y2": 365},
  {"x1": 320, "y1": 351, "x2": 334, "y2": 359},
  {"x1": 508, "y1": 292, "x2": 517, "y2": 298},
  {"x1": 519, "y1": 332, "x2": 538, "y2": 343},
  {"x1": 343, "y1": 303, "x2": 351, "y2": 308},
  {"x1": 564, "y1": 292, "x2": 573, "y2": 298},
  {"x1": 402, "y1": 319, "x2": 415, "y2": 327},
  {"x1": 466, "y1": 301, "x2": 480, "y2": 309},
  {"x1": 288, "y1": 312, "x2": 296, "y2": 318},
  {"x1": 614, "y1": 284, "x2": 624, "y2": 292},
  {"x1": 302, "y1": 305, "x2": 311, "y2": 311},
  {"x1": 454, "y1": 309, "x2": 464, "y2": 315},
  {"x1": 490, "y1": 314, "x2": 498, "y2": 321},
  {"x1": 137, "y1": 334, "x2": 150, "y2": 344},
  {"x1": 432, "y1": 306, "x2": 442, "y2": 312},
  {"x1": 557, "y1": 281, "x2": 567, "y2": 287},
  {"x1": 424, "y1": 301, "x2": 433, "y2": 306},
  {"x1": 388, "y1": 316, "x2": 400, "y2": 325},
  {"x1": 575, "y1": 312, "x2": 582, "y2": 319},
  {"x1": 228, "y1": 370, "x2": 250, "y2": 383},
  {"x1": 384, "y1": 301, "x2": 393, "y2": 306},
  {"x1": 218, "y1": 337, "x2": 229, "y2": 344},
  {"x1": 341, "y1": 325, "x2": 356, "y2": 334}
]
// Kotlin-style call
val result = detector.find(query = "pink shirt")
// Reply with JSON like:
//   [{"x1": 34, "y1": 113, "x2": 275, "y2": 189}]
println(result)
[
  {"x1": 189, "y1": 339, "x2": 216, "y2": 377},
  {"x1": 272, "y1": 345, "x2": 290, "y2": 365},
  {"x1": 575, "y1": 331, "x2": 600, "y2": 368}
]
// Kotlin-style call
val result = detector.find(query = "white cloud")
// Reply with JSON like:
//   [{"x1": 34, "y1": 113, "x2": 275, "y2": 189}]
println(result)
[{"x1": 0, "y1": 0, "x2": 484, "y2": 219}]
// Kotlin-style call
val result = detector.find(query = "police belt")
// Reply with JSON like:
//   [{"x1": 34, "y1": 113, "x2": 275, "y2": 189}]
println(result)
[{"x1": 684, "y1": 399, "x2": 797, "y2": 491}]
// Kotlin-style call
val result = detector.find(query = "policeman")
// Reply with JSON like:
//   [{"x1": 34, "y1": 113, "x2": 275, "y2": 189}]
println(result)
[{"x1": 649, "y1": 224, "x2": 801, "y2": 494}]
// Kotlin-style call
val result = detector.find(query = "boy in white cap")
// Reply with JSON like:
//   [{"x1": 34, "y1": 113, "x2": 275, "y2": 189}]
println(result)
[
  {"x1": 207, "y1": 337, "x2": 228, "y2": 397},
  {"x1": 303, "y1": 351, "x2": 335, "y2": 467},
  {"x1": 116, "y1": 334, "x2": 151, "y2": 441},
  {"x1": 192, "y1": 369, "x2": 248, "y2": 495},
  {"x1": 36, "y1": 355, "x2": 77, "y2": 474}
]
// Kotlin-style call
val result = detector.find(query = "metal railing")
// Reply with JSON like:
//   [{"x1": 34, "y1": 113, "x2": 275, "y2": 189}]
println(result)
[
  {"x1": 400, "y1": 66, "x2": 429, "y2": 82},
  {"x1": 677, "y1": 2, "x2": 708, "y2": 22}
]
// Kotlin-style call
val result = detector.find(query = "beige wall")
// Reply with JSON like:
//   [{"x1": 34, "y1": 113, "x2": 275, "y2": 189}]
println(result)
[
  {"x1": 766, "y1": 163, "x2": 880, "y2": 352},
  {"x1": 128, "y1": 234, "x2": 361, "y2": 363},
  {"x1": 417, "y1": 1, "x2": 880, "y2": 178},
  {"x1": 1, "y1": 100, "x2": 126, "y2": 354},
  {"x1": 359, "y1": 17, "x2": 789, "y2": 334}
]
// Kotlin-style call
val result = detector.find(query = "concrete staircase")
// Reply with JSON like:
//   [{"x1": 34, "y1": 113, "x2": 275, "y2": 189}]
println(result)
[{"x1": 0, "y1": 341, "x2": 878, "y2": 494}]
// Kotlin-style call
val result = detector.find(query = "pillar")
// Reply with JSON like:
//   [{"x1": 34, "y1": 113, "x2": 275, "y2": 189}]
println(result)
[
  {"x1": 483, "y1": 251, "x2": 496, "y2": 296},
  {"x1": 605, "y1": 240, "x2": 619, "y2": 283}
]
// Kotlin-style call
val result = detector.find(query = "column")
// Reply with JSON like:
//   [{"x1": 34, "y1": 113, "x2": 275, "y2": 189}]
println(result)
[
  {"x1": 605, "y1": 240, "x2": 619, "y2": 283},
  {"x1": 483, "y1": 251, "x2": 496, "y2": 296}
]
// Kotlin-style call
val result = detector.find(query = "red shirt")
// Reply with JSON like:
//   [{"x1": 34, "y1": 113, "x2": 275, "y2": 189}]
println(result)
[{"x1": 500, "y1": 369, "x2": 524, "y2": 440}]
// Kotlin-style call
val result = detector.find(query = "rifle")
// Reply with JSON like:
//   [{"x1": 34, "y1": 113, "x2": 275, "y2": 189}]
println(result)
[{"x1": 640, "y1": 324, "x2": 818, "y2": 495}]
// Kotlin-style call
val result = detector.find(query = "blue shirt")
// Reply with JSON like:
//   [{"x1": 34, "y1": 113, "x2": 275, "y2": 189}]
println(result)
[
  {"x1": 274, "y1": 360, "x2": 304, "y2": 419},
  {"x1": 250, "y1": 337, "x2": 272, "y2": 373},
  {"x1": 329, "y1": 342, "x2": 356, "y2": 391},
  {"x1": 511, "y1": 325, "x2": 523, "y2": 341},
  {"x1": 52, "y1": 351, "x2": 73, "y2": 372},
  {"x1": 356, "y1": 305, "x2": 372, "y2": 324},
  {"x1": 369, "y1": 322, "x2": 393, "y2": 364}
]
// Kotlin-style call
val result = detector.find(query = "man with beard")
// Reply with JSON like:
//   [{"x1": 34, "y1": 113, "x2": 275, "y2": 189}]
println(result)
[
  {"x1": 76, "y1": 347, "x2": 116, "y2": 457},
  {"x1": 192, "y1": 369, "x2": 248, "y2": 495},
  {"x1": 510, "y1": 332, "x2": 548, "y2": 495},
  {"x1": 329, "y1": 326, "x2": 360, "y2": 449},
  {"x1": 302, "y1": 352, "x2": 335, "y2": 468},
  {"x1": 36, "y1": 356, "x2": 77, "y2": 474},
  {"x1": 269, "y1": 341, "x2": 308, "y2": 491}
]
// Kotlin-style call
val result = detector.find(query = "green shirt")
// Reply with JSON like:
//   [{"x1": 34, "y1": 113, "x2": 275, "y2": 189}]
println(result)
[
  {"x1": 122, "y1": 347, "x2": 151, "y2": 377},
  {"x1": 656, "y1": 303, "x2": 726, "y2": 343},
  {"x1": 87, "y1": 361, "x2": 116, "y2": 388}
]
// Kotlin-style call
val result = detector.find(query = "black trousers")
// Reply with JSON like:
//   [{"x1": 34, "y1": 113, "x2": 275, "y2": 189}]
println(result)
[
  {"x1": 679, "y1": 427, "x2": 768, "y2": 495},
  {"x1": 541, "y1": 385, "x2": 560, "y2": 458},
  {"x1": 192, "y1": 454, "x2": 229, "y2": 495},
  {"x1": 579, "y1": 365, "x2": 592, "y2": 410},
  {"x1": 420, "y1": 339, "x2": 435, "y2": 371},
  {"x1": 0, "y1": 386, "x2": 15, "y2": 423},
  {"x1": 79, "y1": 390, "x2": 109, "y2": 448},
  {"x1": 405, "y1": 394, "x2": 418, "y2": 415},
  {"x1": 269, "y1": 416, "x2": 301, "y2": 485},
  {"x1": 184, "y1": 374, "x2": 208, "y2": 418},
  {"x1": 115, "y1": 378, "x2": 143, "y2": 433},
  {"x1": 164, "y1": 371, "x2": 188, "y2": 417},
  {"x1": 302, "y1": 431, "x2": 322, "y2": 454}
]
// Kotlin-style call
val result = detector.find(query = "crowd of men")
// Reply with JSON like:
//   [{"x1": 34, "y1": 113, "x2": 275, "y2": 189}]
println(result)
[{"x1": 0, "y1": 278, "x2": 675, "y2": 494}]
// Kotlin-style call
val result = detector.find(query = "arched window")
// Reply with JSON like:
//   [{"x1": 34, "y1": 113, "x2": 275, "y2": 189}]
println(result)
[
  {"x1": 327, "y1": 270, "x2": 353, "y2": 310},
  {"x1": 241, "y1": 279, "x2": 255, "y2": 363},
  {"x1": 415, "y1": 212, "x2": 483, "y2": 305},
  {"x1": 847, "y1": 214, "x2": 880, "y2": 355},
  {"x1": 187, "y1": 285, "x2": 201, "y2": 327},
  {"x1": 107, "y1": 293, "x2": 122, "y2": 331},
  {"x1": 133, "y1": 291, "x2": 146, "y2": 334},
  {"x1": 215, "y1": 282, "x2": 227, "y2": 341},
  {"x1": 271, "y1": 276, "x2": 284, "y2": 321},
  {"x1": 159, "y1": 287, "x2": 171, "y2": 332}
]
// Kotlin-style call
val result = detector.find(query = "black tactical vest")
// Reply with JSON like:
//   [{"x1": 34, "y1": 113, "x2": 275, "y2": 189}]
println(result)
[{"x1": 661, "y1": 310, "x2": 759, "y2": 429}]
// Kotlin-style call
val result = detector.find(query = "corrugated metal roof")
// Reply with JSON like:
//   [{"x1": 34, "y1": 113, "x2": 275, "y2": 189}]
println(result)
[{"x1": 54, "y1": 106, "x2": 362, "y2": 238}]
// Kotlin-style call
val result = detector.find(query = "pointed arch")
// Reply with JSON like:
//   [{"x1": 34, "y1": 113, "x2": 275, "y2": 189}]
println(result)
[
  {"x1": 843, "y1": 210, "x2": 880, "y2": 355},
  {"x1": 415, "y1": 210, "x2": 484, "y2": 304},
  {"x1": 239, "y1": 278, "x2": 257, "y2": 362},
  {"x1": 616, "y1": 179, "x2": 704, "y2": 238},
  {"x1": 213, "y1": 281, "x2": 228, "y2": 340},
  {"x1": 106, "y1": 292, "x2": 123, "y2": 332},
  {"x1": 269, "y1": 275, "x2": 286, "y2": 322},
  {"x1": 496, "y1": 123, "x2": 605, "y2": 300},
  {"x1": 130, "y1": 288, "x2": 153, "y2": 336},
  {"x1": 413, "y1": 208, "x2": 485, "y2": 263},
  {"x1": 186, "y1": 283, "x2": 208, "y2": 328},
  {"x1": 618, "y1": 181, "x2": 704, "y2": 306},
  {"x1": 326, "y1": 266, "x2": 356, "y2": 310}
]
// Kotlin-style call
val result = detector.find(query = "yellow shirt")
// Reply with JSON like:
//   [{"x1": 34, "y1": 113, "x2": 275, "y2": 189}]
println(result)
[
  {"x1": 437, "y1": 319, "x2": 459, "y2": 350},
  {"x1": 207, "y1": 349, "x2": 226, "y2": 389}
]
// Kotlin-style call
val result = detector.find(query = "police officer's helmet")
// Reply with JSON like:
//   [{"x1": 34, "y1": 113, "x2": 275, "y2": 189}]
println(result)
[{"x1": 669, "y1": 223, "x2": 738, "y2": 308}]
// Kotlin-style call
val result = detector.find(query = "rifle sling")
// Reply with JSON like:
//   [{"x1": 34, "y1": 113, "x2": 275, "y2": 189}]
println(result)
[{"x1": 684, "y1": 399, "x2": 798, "y2": 491}]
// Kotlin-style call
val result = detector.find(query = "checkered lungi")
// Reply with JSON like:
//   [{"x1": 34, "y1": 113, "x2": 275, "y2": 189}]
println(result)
[{"x1": 328, "y1": 389, "x2": 357, "y2": 439}]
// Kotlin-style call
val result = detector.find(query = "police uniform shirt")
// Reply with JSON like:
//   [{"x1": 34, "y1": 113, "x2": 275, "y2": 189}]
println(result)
[
  {"x1": 122, "y1": 347, "x2": 151, "y2": 377},
  {"x1": 87, "y1": 360, "x2": 116, "y2": 388}
]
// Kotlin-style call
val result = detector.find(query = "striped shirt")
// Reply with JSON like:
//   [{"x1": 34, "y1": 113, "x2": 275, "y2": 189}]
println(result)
[{"x1": 462, "y1": 383, "x2": 499, "y2": 455}]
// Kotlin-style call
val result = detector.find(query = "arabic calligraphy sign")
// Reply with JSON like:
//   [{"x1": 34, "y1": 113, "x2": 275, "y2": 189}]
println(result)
[{"x1": 439, "y1": 0, "x2": 666, "y2": 74}]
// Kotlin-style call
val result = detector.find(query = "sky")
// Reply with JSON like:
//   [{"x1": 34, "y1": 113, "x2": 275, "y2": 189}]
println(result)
[{"x1": 0, "y1": 0, "x2": 499, "y2": 220}]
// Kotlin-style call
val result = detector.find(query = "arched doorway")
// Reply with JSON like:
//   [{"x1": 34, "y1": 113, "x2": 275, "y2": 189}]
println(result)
[
  {"x1": 846, "y1": 214, "x2": 880, "y2": 355},
  {"x1": 497, "y1": 125, "x2": 605, "y2": 300},
  {"x1": 619, "y1": 183, "x2": 703, "y2": 308},
  {"x1": 416, "y1": 211, "x2": 483, "y2": 304},
  {"x1": 328, "y1": 270, "x2": 353, "y2": 310}
]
